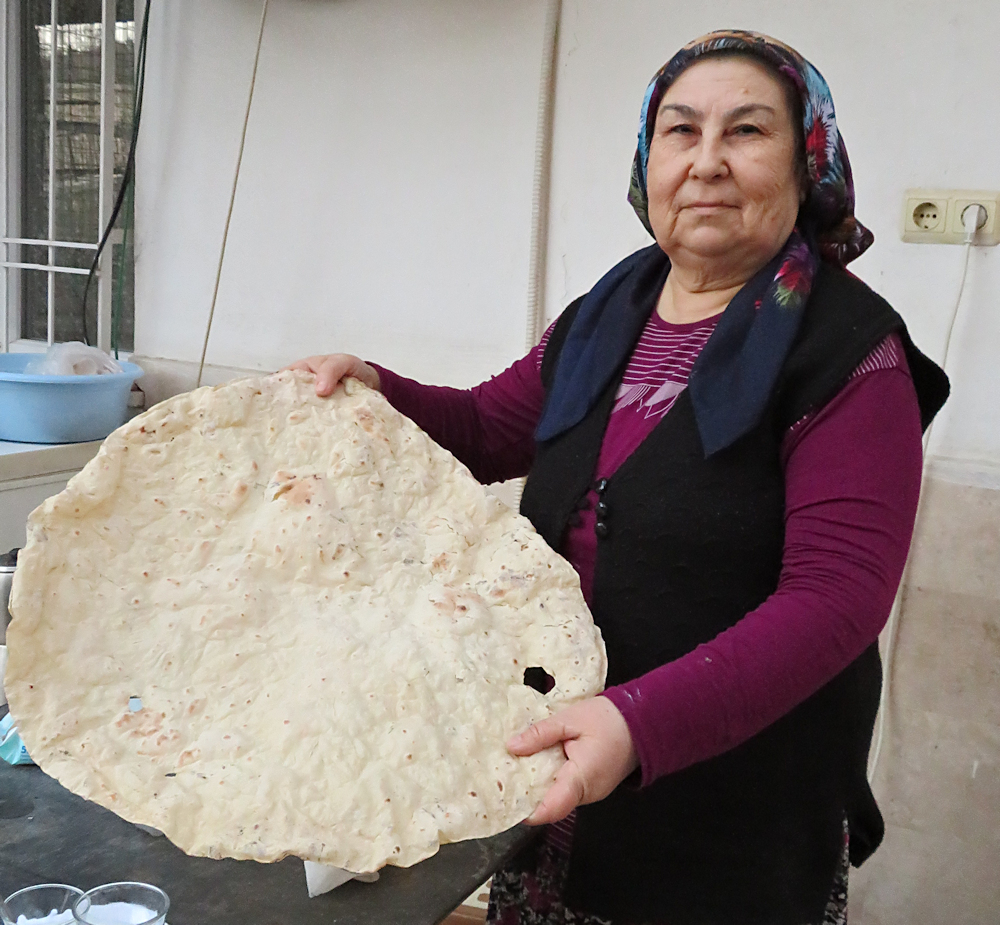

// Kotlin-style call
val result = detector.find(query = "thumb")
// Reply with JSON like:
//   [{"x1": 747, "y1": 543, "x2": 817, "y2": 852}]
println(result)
[
  {"x1": 525, "y1": 759, "x2": 587, "y2": 825},
  {"x1": 508, "y1": 717, "x2": 574, "y2": 757},
  {"x1": 315, "y1": 359, "x2": 345, "y2": 397}
]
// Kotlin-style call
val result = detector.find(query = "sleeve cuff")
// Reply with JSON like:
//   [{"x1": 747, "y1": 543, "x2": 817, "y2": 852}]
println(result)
[{"x1": 600, "y1": 686, "x2": 660, "y2": 789}]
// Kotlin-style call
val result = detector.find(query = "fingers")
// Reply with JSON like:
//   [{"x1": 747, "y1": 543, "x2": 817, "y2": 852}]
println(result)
[
  {"x1": 525, "y1": 761, "x2": 587, "y2": 826},
  {"x1": 279, "y1": 355, "x2": 378, "y2": 397},
  {"x1": 314, "y1": 356, "x2": 353, "y2": 397},
  {"x1": 280, "y1": 355, "x2": 343, "y2": 393},
  {"x1": 510, "y1": 698, "x2": 641, "y2": 825},
  {"x1": 507, "y1": 717, "x2": 575, "y2": 757}
]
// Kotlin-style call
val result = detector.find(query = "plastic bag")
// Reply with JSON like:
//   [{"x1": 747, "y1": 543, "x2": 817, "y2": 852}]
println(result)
[
  {"x1": 0, "y1": 710, "x2": 34, "y2": 765},
  {"x1": 24, "y1": 342, "x2": 124, "y2": 376}
]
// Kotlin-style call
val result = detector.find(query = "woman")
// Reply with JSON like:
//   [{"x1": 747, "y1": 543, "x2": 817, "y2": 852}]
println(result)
[{"x1": 289, "y1": 31, "x2": 948, "y2": 925}]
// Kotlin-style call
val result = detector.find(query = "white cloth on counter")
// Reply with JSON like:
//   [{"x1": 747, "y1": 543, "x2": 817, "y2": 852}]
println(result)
[{"x1": 303, "y1": 861, "x2": 379, "y2": 897}]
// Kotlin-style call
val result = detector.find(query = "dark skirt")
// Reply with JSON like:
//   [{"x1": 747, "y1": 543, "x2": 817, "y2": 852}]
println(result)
[{"x1": 486, "y1": 812, "x2": 850, "y2": 925}]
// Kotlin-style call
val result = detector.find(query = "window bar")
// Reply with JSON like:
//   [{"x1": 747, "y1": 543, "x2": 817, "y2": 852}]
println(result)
[
  {"x1": 0, "y1": 0, "x2": 9, "y2": 353},
  {"x1": 2, "y1": 1, "x2": 24, "y2": 352},
  {"x1": 2, "y1": 237, "x2": 99, "y2": 250},
  {"x1": 1, "y1": 261, "x2": 91, "y2": 275},
  {"x1": 46, "y1": 0, "x2": 58, "y2": 345},
  {"x1": 96, "y1": 0, "x2": 116, "y2": 352}
]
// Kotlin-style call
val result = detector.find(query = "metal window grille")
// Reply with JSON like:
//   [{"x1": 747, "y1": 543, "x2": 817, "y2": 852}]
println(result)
[{"x1": 1, "y1": 0, "x2": 136, "y2": 355}]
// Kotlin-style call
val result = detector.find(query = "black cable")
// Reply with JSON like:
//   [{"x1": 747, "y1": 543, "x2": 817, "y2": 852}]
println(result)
[{"x1": 81, "y1": 1, "x2": 150, "y2": 346}]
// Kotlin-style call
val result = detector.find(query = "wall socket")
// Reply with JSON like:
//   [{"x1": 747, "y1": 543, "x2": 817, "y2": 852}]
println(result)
[{"x1": 902, "y1": 189, "x2": 1000, "y2": 245}]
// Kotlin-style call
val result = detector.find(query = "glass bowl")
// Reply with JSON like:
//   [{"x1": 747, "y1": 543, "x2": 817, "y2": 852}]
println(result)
[
  {"x1": 1, "y1": 883, "x2": 84, "y2": 925},
  {"x1": 72, "y1": 883, "x2": 168, "y2": 925}
]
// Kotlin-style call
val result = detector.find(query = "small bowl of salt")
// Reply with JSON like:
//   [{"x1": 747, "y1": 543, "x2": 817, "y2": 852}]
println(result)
[
  {"x1": 71, "y1": 884, "x2": 168, "y2": 925},
  {"x1": 1, "y1": 883, "x2": 84, "y2": 925}
]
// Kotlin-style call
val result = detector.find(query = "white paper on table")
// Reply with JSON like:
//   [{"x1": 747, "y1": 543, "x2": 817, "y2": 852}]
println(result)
[{"x1": 304, "y1": 861, "x2": 379, "y2": 897}]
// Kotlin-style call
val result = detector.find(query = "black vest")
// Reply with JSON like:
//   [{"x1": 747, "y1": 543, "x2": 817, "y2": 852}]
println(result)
[{"x1": 519, "y1": 264, "x2": 948, "y2": 925}]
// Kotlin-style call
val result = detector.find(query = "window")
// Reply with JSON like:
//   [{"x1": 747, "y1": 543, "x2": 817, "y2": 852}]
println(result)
[{"x1": 1, "y1": 0, "x2": 137, "y2": 355}]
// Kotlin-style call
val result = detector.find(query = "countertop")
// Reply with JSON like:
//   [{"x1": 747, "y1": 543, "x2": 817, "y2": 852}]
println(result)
[
  {"x1": 0, "y1": 439, "x2": 102, "y2": 482},
  {"x1": 0, "y1": 762, "x2": 536, "y2": 924}
]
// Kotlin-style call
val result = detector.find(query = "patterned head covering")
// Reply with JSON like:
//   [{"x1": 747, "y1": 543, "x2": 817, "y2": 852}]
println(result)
[
  {"x1": 536, "y1": 30, "x2": 875, "y2": 455},
  {"x1": 627, "y1": 29, "x2": 873, "y2": 268}
]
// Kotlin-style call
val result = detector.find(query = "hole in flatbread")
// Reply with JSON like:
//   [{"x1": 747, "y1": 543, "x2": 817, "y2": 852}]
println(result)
[
  {"x1": 523, "y1": 667, "x2": 555, "y2": 694},
  {"x1": 128, "y1": 696, "x2": 143, "y2": 712}
]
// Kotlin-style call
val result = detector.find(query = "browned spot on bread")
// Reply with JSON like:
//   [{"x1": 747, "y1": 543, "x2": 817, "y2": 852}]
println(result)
[{"x1": 356, "y1": 408, "x2": 376, "y2": 433}]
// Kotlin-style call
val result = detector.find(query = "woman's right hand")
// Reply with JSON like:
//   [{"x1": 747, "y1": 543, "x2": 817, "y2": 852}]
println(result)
[{"x1": 283, "y1": 354, "x2": 381, "y2": 397}]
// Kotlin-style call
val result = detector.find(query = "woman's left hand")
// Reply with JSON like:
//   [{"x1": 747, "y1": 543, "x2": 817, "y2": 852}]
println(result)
[{"x1": 508, "y1": 696, "x2": 640, "y2": 825}]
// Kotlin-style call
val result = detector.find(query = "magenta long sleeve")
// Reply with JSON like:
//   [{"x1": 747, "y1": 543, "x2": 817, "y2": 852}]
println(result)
[
  {"x1": 371, "y1": 349, "x2": 924, "y2": 786},
  {"x1": 370, "y1": 355, "x2": 543, "y2": 485}
]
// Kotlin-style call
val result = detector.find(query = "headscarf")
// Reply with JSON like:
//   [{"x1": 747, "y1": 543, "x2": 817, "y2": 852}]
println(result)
[{"x1": 536, "y1": 30, "x2": 874, "y2": 455}]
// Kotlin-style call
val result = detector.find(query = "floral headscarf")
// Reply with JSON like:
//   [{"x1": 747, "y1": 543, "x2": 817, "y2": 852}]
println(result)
[
  {"x1": 627, "y1": 29, "x2": 873, "y2": 268},
  {"x1": 536, "y1": 31, "x2": 876, "y2": 455}
]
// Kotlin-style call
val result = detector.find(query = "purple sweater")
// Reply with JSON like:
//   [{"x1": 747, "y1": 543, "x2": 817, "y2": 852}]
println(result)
[{"x1": 371, "y1": 318, "x2": 923, "y2": 786}]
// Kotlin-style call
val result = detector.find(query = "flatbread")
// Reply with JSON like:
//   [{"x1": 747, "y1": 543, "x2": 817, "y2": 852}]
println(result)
[{"x1": 5, "y1": 372, "x2": 606, "y2": 872}]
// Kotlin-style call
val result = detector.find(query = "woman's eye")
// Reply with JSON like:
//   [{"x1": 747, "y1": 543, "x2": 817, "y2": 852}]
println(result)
[
  {"x1": 733, "y1": 124, "x2": 763, "y2": 136},
  {"x1": 666, "y1": 123, "x2": 695, "y2": 135}
]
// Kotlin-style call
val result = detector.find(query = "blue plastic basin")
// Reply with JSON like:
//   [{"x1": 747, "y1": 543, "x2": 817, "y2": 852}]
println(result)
[{"x1": 0, "y1": 353, "x2": 143, "y2": 444}]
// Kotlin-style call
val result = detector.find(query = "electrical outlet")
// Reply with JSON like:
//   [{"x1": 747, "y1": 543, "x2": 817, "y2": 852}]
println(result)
[
  {"x1": 902, "y1": 189, "x2": 1000, "y2": 244},
  {"x1": 949, "y1": 192, "x2": 998, "y2": 241}
]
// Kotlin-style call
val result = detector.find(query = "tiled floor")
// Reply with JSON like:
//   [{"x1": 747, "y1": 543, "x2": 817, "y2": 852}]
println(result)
[
  {"x1": 849, "y1": 586, "x2": 1000, "y2": 924},
  {"x1": 441, "y1": 881, "x2": 489, "y2": 924}
]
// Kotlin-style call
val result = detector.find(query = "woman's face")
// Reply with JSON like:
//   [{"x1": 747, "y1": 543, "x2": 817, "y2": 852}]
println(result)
[{"x1": 646, "y1": 56, "x2": 803, "y2": 276}]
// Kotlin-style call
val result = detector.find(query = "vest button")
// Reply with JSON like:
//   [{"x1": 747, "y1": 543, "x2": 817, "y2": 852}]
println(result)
[
  {"x1": 595, "y1": 501, "x2": 609, "y2": 518},
  {"x1": 594, "y1": 520, "x2": 609, "y2": 539},
  {"x1": 595, "y1": 478, "x2": 609, "y2": 494}
]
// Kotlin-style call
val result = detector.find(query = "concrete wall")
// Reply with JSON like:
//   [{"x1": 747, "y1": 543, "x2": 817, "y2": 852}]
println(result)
[
  {"x1": 136, "y1": 0, "x2": 548, "y2": 387},
  {"x1": 134, "y1": 2, "x2": 1000, "y2": 922},
  {"x1": 541, "y1": 0, "x2": 1000, "y2": 483}
]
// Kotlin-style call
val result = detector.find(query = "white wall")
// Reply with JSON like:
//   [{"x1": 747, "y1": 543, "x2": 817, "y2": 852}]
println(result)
[
  {"x1": 543, "y1": 0, "x2": 1000, "y2": 476},
  {"x1": 136, "y1": 0, "x2": 548, "y2": 387},
  {"x1": 136, "y1": 0, "x2": 1000, "y2": 472}
]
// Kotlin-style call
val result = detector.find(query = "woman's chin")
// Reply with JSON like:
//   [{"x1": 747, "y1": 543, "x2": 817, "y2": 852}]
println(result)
[{"x1": 664, "y1": 232, "x2": 751, "y2": 264}]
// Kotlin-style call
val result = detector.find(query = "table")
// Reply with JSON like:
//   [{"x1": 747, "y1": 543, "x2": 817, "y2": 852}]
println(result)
[{"x1": 0, "y1": 762, "x2": 536, "y2": 924}]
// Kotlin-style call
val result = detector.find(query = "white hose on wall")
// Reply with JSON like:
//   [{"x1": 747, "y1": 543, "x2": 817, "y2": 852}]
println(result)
[
  {"x1": 868, "y1": 229, "x2": 978, "y2": 783},
  {"x1": 197, "y1": 0, "x2": 270, "y2": 388},
  {"x1": 510, "y1": 0, "x2": 561, "y2": 508}
]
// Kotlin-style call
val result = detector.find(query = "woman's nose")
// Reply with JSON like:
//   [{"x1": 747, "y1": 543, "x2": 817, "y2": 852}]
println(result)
[{"x1": 689, "y1": 133, "x2": 729, "y2": 180}]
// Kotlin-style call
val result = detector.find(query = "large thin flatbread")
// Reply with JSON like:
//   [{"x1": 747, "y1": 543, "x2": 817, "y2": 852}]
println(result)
[{"x1": 6, "y1": 372, "x2": 606, "y2": 872}]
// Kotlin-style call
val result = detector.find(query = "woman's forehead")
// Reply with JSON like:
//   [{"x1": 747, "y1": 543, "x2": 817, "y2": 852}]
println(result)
[{"x1": 659, "y1": 56, "x2": 789, "y2": 113}]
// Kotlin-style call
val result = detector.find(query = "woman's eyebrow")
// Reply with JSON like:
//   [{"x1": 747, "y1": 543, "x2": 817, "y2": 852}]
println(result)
[
  {"x1": 724, "y1": 103, "x2": 776, "y2": 120},
  {"x1": 658, "y1": 102, "x2": 701, "y2": 120},
  {"x1": 657, "y1": 102, "x2": 776, "y2": 121}
]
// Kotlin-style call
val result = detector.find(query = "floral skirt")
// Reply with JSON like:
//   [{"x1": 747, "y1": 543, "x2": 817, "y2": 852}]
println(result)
[{"x1": 485, "y1": 813, "x2": 849, "y2": 925}]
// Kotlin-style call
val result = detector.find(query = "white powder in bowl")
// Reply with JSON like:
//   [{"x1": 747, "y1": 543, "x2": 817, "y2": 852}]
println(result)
[
  {"x1": 74, "y1": 904, "x2": 158, "y2": 925},
  {"x1": 14, "y1": 912, "x2": 75, "y2": 925}
]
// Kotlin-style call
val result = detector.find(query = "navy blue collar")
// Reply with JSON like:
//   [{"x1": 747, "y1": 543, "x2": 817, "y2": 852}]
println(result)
[{"x1": 535, "y1": 243, "x2": 797, "y2": 457}]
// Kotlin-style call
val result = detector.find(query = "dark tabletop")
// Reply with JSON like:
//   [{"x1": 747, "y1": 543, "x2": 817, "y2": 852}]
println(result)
[{"x1": 0, "y1": 761, "x2": 536, "y2": 924}]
